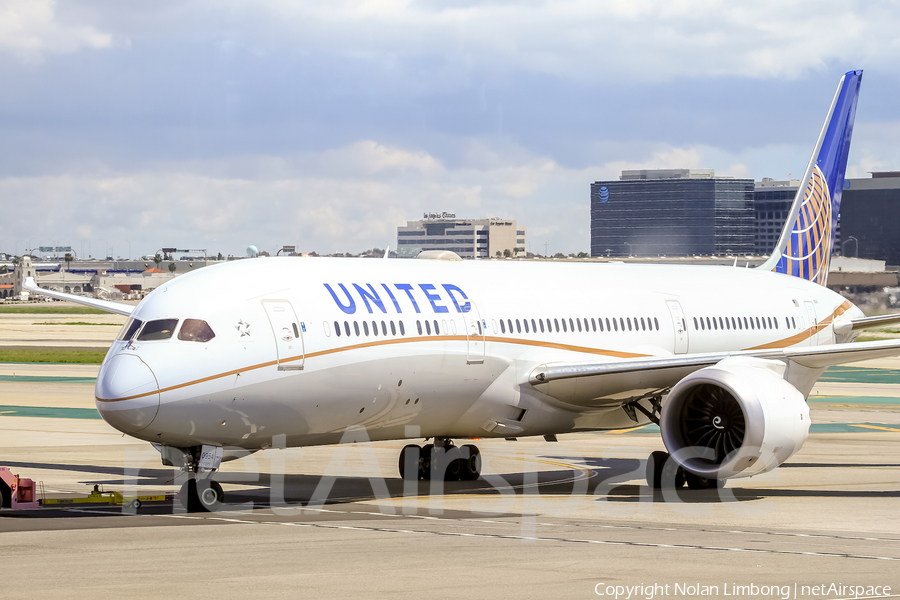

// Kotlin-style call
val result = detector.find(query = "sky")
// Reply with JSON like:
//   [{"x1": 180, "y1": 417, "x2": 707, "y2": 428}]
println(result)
[{"x1": 2, "y1": 0, "x2": 900, "y2": 259}]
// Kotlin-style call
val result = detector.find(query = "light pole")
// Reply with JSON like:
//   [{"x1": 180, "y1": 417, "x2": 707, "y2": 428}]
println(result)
[{"x1": 841, "y1": 236, "x2": 858, "y2": 258}]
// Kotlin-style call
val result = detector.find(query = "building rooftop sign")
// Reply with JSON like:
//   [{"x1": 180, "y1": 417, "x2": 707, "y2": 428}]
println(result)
[{"x1": 423, "y1": 212, "x2": 456, "y2": 219}]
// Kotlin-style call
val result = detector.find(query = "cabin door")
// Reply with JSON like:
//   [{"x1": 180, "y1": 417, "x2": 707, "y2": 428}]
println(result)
[
  {"x1": 804, "y1": 301, "x2": 818, "y2": 344},
  {"x1": 465, "y1": 300, "x2": 485, "y2": 364},
  {"x1": 262, "y1": 300, "x2": 305, "y2": 371}
]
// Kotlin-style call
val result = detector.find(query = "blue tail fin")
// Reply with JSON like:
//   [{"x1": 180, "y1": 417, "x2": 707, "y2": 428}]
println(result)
[{"x1": 759, "y1": 70, "x2": 863, "y2": 285}]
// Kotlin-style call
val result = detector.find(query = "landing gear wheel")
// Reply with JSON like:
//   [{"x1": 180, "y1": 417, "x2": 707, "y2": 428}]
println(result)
[
  {"x1": 660, "y1": 455, "x2": 686, "y2": 489},
  {"x1": 399, "y1": 444, "x2": 422, "y2": 480},
  {"x1": 197, "y1": 480, "x2": 224, "y2": 512},
  {"x1": 180, "y1": 478, "x2": 224, "y2": 512},
  {"x1": 421, "y1": 444, "x2": 434, "y2": 480},
  {"x1": 459, "y1": 444, "x2": 481, "y2": 480},
  {"x1": 443, "y1": 446, "x2": 462, "y2": 481},
  {"x1": 646, "y1": 450, "x2": 668, "y2": 489},
  {"x1": 684, "y1": 471, "x2": 712, "y2": 490},
  {"x1": 130, "y1": 499, "x2": 142, "y2": 510}
]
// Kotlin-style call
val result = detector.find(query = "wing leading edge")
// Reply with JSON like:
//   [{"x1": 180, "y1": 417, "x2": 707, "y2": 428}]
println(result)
[
  {"x1": 23, "y1": 277, "x2": 134, "y2": 316},
  {"x1": 528, "y1": 338, "x2": 900, "y2": 406}
]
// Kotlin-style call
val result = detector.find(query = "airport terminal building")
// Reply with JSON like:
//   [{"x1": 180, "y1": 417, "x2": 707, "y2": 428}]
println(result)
[
  {"x1": 590, "y1": 169, "x2": 755, "y2": 257},
  {"x1": 397, "y1": 216, "x2": 526, "y2": 259}
]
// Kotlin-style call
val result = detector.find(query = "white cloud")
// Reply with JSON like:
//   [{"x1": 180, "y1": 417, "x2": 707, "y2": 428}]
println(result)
[
  {"x1": 240, "y1": 0, "x2": 900, "y2": 83},
  {"x1": 0, "y1": 0, "x2": 115, "y2": 62}
]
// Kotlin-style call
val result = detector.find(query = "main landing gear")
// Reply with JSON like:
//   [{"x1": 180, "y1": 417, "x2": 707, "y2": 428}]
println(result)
[
  {"x1": 399, "y1": 437, "x2": 482, "y2": 481},
  {"x1": 645, "y1": 450, "x2": 722, "y2": 491}
]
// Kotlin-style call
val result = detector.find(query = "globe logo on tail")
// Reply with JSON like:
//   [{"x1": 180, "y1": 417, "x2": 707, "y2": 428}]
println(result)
[{"x1": 599, "y1": 186, "x2": 610, "y2": 203}]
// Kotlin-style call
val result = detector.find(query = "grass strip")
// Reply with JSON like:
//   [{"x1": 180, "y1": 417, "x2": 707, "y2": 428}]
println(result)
[
  {"x1": 0, "y1": 306, "x2": 107, "y2": 314},
  {"x1": 0, "y1": 348, "x2": 106, "y2": 363}
]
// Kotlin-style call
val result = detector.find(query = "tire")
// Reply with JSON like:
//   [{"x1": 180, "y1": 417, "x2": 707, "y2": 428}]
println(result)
[
  {"x1": 459, "y1": 444, "x2": 481, "y2": 480},
  {"x1": 660, "y1": 455, "x2": 685, "y2": 489},
  {"x1": 196, "y1": 480, "x2": 224, "y2": 512},
  {"x1": 684, "y1": 471, "x2": 712, "y2": 490},
  {"x1": 646, "y1": 450, "x2": 668, "y2": 489},
  {"x1": 399, "y1": 444, "x2": 422, "y2": 480},
  {"x1": 131, "y1": 499, "x2": 142, "y2": 510},
  {"x1": 443, "y1": 446, "x2": 462, "y2": 481},
  {"x1": 421, "y1": 444, "x2": 434, "y2": 480}
]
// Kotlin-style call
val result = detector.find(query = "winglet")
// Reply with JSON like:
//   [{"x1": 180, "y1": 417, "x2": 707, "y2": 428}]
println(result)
[
  {"x1": 758, "y1": 70, "x2": 863, "y2": 285},
  {"x1": 23, "y1": 277, "x2": 134, "y2": 316}
]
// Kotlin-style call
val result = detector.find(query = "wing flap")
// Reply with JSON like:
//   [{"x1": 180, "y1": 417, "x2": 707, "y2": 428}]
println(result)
[{"x1": 23, "y1": 277, "x2": 134, "y2": 316}]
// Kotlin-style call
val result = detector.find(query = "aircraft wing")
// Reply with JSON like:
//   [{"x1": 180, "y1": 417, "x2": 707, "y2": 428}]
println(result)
[
  {"x1": 528, "y1": 339, "x2": 900, "y2": 406},
  {"x1": 834, "y1": 313, "x2": 900, "y2": 333},
  {"x1": 23, "y1": 277, "x2": 134, "y2": 316}
]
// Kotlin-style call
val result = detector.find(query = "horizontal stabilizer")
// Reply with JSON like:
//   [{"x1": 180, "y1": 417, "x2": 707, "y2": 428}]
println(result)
[{"x1": 23, "y1": 277, "x2": 134, "y2": 316}]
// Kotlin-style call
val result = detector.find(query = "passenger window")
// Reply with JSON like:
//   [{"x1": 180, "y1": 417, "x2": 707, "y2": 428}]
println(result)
[
  {"x1": 756, "y1": 317, "x2": 761, "y2": 329},
  {"x1": 591, "y1": 318, "x2": 596, "y2": 332},
  {"x1": 363, "y1": 321, "x2": 369, "y2": 336},
  {"x1": 344, "y1": 321, "x2": 351, "y2": 336},
  {"x1": 576, "y1": 319, "x2": 582, "y2": 332},
  {"x1": 507, "y1": 319, "x2": 513, "y2": 334},
  {"x1": 531, "y1": 319, "x2": 537, "y2": 332},
  {"x1": 334, "y1": 321, "x2": 341, "y2": 337},
  {"x1": 524, "y1": 319, "x2": 530, "y2": 333},
  {"x1": 390, "y1": 321, "x2": 397, "y2": 335},
  {"x1": 700, "y1": 318, "x2": 705, "y2": 330},
  {"x1": 138, "y1": 318, "x2": 179, "y2": 341},
  {"x1": 641, "y1": 317, "x2": 646, "y2": 331},
  {"x1": 516, "y1": 319, "x2": 521, "y2": 334},
  {"x1": 178, "y1": 319, "x2": 215, "y2": 343},
  {"x1": 712, "y1": 318, "x2": 717, "y2": 331},
  {"x1": 425, "y1": 320, "x2": 432, "y2": 335},
  {"x1": 417, "y1": 320, "x2": 423, "y2": 335},
  {"x1": 399, "y1": 321, "x2": 406, "y2": 336},
  {"x1": 382, "y1": 321, "x2": 387, "y2": 335},
  {"x1": 724, "y1": 318, "x2": 730, "y2": 331},
  {"x1": 554, "y1": 318, "x2": 560, "y2": 332},
  {"x1": 773, "y1": 317, "x2": 778, "y2": 329},
  {"x1": 613, "y1": 319, "x2": 618, "y2": 332},
  {"x1": 791, "y1": 317, "x2": 796, "y2": 329},
  {"x1": 654, "y1": 317, "x2": 659, "y2": 330},
  {"x1": 539, "y1": 319, "x2": 545, "y2": 333},
  {"x1": 371, "y1": 321, "x2": 378, "y2": 336},
  {"x1": 500, "y1": 320, "x2": 506, "y2": 334},
  {"x1": 562, "y1": 319, "x2": 567, "y2": 332},
  {"x1": 619, "y1": 318, "x2": 625, "y2": 331},
  {"x1": 354, "y1": 321, "x2": 361, "y2": 336},
  {"x1": 117, "y1": 317, "x2": 143, "y2": 341},
  {"x1": 627, "y1": 318, "x2": 632, "y2": 331},
  {"x1": 433, "y1": 320, "x2": 439, "y2": 335},
  {"x1": 693, "y1": 317, "x2": 698, "y2": 330}
]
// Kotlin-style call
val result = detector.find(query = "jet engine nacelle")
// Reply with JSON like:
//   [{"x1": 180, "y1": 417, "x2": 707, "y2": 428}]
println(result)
[{"x1": 659, "y1": 357, "x2": 810, "y2": 480}]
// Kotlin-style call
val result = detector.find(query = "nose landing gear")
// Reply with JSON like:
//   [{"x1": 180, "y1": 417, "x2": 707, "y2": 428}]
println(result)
[{"x1": 399, "y1": 438, "x2": 481, "y2": 481}]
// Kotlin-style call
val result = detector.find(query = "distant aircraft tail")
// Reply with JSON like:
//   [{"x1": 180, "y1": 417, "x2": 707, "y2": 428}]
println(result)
[{"x1": 758, "y1": 70, "x2": 863, "y2": 285}]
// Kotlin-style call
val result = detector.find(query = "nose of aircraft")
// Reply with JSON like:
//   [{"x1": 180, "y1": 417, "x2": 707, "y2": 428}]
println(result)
[{"x1": 95, "y1": 353, "x2": 161, "y2": 434}]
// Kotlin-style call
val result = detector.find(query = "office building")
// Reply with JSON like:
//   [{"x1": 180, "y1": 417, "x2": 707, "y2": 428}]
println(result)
[
  {"x1": 590, "y1": 169, "x2": 755, "y2": 257},
  {"x1": 397, "y1": 216, "x2": 526, "y2": 259}
]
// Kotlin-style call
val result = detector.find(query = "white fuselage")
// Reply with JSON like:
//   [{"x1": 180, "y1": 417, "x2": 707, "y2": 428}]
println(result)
[{"x1": 95, "y1": 257, "x2": 860, "y2": 450}]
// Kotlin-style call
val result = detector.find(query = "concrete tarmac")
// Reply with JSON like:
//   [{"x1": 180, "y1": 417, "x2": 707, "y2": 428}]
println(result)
[{"x1": 2, "y1": 312, "x2": 900, "y2": 599}]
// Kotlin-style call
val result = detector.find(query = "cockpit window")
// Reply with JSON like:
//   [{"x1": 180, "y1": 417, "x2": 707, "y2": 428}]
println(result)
[
  {"x1": 178, "y1": 319, "x2": 216, "y2": 343},
  {"x1": 137, "y1": 318, "x2": 179, "y2": 341},
  {"x1": 116, "y1": 318, "x2": 143, "y2": 341}
]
